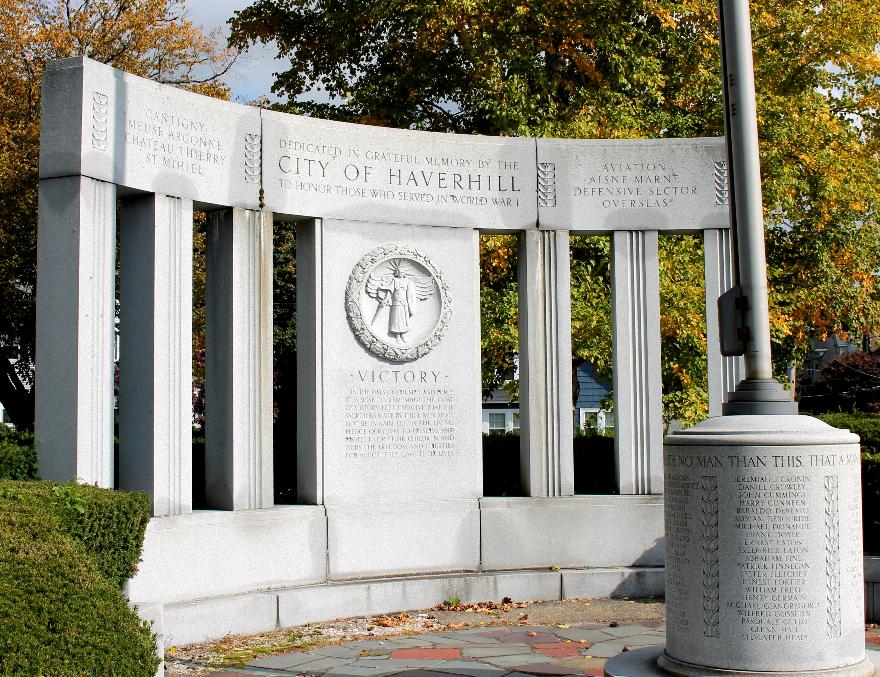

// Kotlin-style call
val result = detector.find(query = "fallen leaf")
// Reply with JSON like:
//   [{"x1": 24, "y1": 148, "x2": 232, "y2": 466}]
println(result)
[{"x1": 557, "y1": 624, "x2": 570, "y2": 629}]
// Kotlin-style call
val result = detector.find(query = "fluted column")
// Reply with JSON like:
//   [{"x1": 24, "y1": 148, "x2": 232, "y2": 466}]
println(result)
[
  {"x1": 611, "y1": 230, "x2": 663, "y2": 495},
  {"x1": 518, "y1": 229, "x2": 574, "y2": 497},
  {"x1": 118, "y1": 193, "x2": 193, "y2": 516},
  {"x1": 35, "y1": 176, "x2": 117, "y2": 486},
  {"x1": 205, "y1": 208, "x2": 274, "y2": 509},
  {"x1": 704, "y1": 228, "x2": 744, "y2": 416}
]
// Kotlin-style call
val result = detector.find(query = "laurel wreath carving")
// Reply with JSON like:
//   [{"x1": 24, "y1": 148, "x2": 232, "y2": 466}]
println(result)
[
  {"x1": 345, "y1": 244, "x2": 452, "y2": 362},
  {"x1": 714, "y1": 160, "x2": 729, "y2": 206},
  {"x1": 825, "y1": 474, "x2": 841, "y2": 638},
  {"x1": 701, "y1": 475, "x2": 720, "y2": 638},
  {"x1": 537, "y1": 162, "x2": 557, "y2": 208},
  {"x1": 244, "y1": 133, "x2": 261, "y2": 184},
  {"x1": 91, "y1": 91, "x2": 109, "y2": 151}
]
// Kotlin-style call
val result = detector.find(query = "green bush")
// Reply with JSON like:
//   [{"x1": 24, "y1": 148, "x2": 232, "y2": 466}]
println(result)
[
  {"x1": 816, "y1": 413, "x2": 880, "y2": 553},
  {"x1": 481, "y1": 430, "x2": 618, "y2": 495},
  {"x1": 0, "y1": 427, "x2": 37, "y2": 480},
  {"x1": 0, "y1": 480, "x2": 152, "y2": 589},
  {"x1": 482, "y1": 432, "x2": 524, "y2": 496},
  {"x1": 815, "y1": 412, "x2": 880, "y2": 454},
  {"x1": 0, "y1": 484, "x2": 159, "y2": 676}
]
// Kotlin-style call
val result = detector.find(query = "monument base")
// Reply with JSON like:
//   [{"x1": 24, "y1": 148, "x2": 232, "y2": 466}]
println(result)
[{"x1": 605, "y1": 647, "x2": 876, "y2": 677}]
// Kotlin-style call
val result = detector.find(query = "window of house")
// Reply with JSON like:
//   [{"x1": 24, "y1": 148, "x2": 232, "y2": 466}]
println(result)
[{"x1": 488, "y1": 412, "x2": 507, "y2": 435}]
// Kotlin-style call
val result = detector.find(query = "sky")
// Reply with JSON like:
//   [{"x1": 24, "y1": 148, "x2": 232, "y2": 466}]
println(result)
[{"x1": 186, "y1": 0, "x2": 286, "y2": 103}]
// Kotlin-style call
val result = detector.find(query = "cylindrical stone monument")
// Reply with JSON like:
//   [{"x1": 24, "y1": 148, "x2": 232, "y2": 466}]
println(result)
[{"x1": 658, "y1": 415, "x2": 872, "y2": 677}]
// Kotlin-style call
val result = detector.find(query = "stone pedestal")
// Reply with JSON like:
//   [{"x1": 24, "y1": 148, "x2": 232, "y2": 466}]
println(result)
[{"x1": 614, "y1": 415, "x2": 873, "y2": 677}]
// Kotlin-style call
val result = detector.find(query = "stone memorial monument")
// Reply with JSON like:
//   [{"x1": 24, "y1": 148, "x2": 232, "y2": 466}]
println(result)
[{"x1": 35, "y1": 55, "x2": 744, "y2": 647}]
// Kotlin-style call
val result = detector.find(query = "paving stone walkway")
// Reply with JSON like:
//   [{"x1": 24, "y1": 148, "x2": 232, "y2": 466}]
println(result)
[
  {"x1": 206, "y1": 620, "x2": 666, "y2": 676},
  {"x1": 199, "y1": 622, "x2": 880, "y2": 677}
]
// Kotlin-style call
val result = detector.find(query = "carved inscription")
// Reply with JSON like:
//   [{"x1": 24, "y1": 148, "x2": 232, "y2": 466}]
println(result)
[
  {"x1": 573, "y1": 161, "x2": 699, "y2": 209},
  {"x1": 665, "y1": 449, "x2": 862, "y2": 645},
  {"x1": 665, "y1": 474, "x2": 695, "y2": 633},
  {"x1": 343, "y1": 371, "x2": 456, "y2": 460},
  {"x1": 124, "y1": 107, "x2": 227, "y2": 176},
  {"x1": 273, "y1": 139, "x2": 524, "y2": 208},
  {"x1": 732, "y1": 469, "x2": 813, "y2": 642}
]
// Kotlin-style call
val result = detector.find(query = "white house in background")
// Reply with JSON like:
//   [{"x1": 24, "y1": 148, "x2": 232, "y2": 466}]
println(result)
[{"x1": 481, "y1": 361, "x2": 614, "y2": 434}]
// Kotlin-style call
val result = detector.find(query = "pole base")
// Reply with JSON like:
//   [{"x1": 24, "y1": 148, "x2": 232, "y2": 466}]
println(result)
[{"x1": 722, "y1": 377, "x2": 798, "y2": 415}]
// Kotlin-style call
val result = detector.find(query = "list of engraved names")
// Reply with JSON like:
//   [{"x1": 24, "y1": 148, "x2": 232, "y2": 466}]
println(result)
[
  {"x1": 343, "y1": 369, "x2": 456, "y2": 461},
  {"x1": 665, "y1": 474, "x2": 695, "y2": 632},
  {"x1": 733, "y1": 467, "x2": 813, "y2": 642}
]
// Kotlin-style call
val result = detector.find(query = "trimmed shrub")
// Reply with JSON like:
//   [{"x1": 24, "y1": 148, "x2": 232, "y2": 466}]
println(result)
[
  {"x1": 816, "y1": 413, "x2": 880, "y2": 553},
  {"x1": 482, "y1": 432, "x2": 524, "y2": 496},
  {"x1": 0, "y1": 480, "x2": 152, "y2": 589},
  {"x1": 482, "y1": 431, "x2": 618, "y2": 495},
  {"x1": 815, "y1": 412, "x2": 880, "y2": 454},
  {"x1": 0, "y1": 427, "x2": 37, "y2": 480},
  {"x1": 0, "y1": 489, "x2": 159, "y2": 676},
  {"x1": 573, "y1": 433, "x2": 617, "y2": 494}
]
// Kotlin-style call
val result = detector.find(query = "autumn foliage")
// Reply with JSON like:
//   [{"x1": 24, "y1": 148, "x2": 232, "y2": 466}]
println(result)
[
  {"x1": 0, "y1": 0, "x2": 234, "y2": 427},
  {"x1": 231, "y1": 0, "x2": 880, "y2": 424}
]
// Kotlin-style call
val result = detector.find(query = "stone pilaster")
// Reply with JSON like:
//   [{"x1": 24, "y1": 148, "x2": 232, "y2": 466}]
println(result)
[
  {"x1": 703, "y1": 228, "x2": 744, "y2": 416},
  {"x1": 518, "y1": 229, "x2": 574, "y2": 497},
  {"x1": 611, "y1": 230, "x2": 663, "y2": 495},
  {"x1": 35, "y1": 176, "x2": 116, "y2": 486},
  {"x1": 205, "y1": 208, "x2": 274, "y2": 510},
  {"x1": 118, "y1": 193, "x2": 193, "y2": 516}
]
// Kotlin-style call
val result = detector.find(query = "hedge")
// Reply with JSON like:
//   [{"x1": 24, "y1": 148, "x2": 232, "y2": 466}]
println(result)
[
  {"x1": 0, "y1": 427, "x2": 37, "y2": 480},
  {"x1": 0, "y1": 480, "x2": 152, "y2": 589},
  {"x1": 815, "y1": 414, "x2": 880, "y2": 553},
  {"x1": 815, "y1": 412, "x2": 880, "y2": 454},
  {"x1": 0, "y1": 486, "x2": 159, "y2": 676},
  {"x1": 482, "y1": 431, "x2": 617, "y2": 495}
]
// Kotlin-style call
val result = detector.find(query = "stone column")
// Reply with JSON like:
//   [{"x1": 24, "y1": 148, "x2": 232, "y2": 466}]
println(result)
[
  {"x1": 35, "y1": 176, "x2": 116, "y2": 486},
  {"x1": 611, "y1": 230, "x2": 663, "y2": 495},
  {"x1": 204, "y1": 208, "x2": 273, "y2": 510},
  {"x1": 296, "y1": 219, "x2": 323, "y2": 505},
  {"x1": 517, "y1": 230, "x2": 575, "y2": 496},
  {"x1": 704, "y1": 228, "x2": 744, "y2": 417},
  {"x1": 118, "y1": 193, "x2": 193, "y2": 516}
]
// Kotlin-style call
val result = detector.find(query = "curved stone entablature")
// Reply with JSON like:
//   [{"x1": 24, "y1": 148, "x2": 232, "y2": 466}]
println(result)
[{"x1": 40, "y1": 56, "x2": 730, "y2": 232}]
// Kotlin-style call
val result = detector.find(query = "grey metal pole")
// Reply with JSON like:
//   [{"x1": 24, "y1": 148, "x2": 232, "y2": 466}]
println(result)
[{"x1": 718, "y1": 0, "x2": 797, "y2": 414}]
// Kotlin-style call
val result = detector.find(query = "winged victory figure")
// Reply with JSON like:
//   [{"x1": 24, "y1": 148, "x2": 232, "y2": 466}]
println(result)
[{"x1": 365, "y1": 259, "x2": 437, "y2": 345}]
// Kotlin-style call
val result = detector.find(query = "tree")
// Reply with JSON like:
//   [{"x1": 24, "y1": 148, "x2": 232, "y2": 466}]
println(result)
[
  {"x1": 806, "y1": 352, "x2": 880, "y2": 413},
  {"x1": 230, "y1": 0, "x2": 880, "y2": 424},
  {"x1": 0, "y1": 0, "x2": 235, "y2": 428}
]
